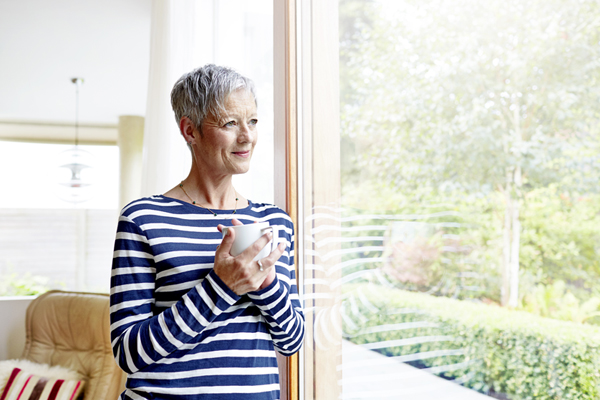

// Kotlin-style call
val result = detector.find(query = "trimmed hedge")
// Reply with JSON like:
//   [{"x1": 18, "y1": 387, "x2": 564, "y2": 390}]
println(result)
[{"x1": 343, "y1": 283, "x2": 600, "y2": 400}]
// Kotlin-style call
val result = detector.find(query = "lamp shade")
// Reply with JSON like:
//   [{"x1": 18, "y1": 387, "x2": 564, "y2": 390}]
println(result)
[{"x1": 54, "y1": 145, "x2": 96, "y2": 203}]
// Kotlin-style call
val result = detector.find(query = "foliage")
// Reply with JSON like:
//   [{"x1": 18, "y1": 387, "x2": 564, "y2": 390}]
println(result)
[
  {"x1": 340, "y1": 0, "x2": 600, "y2": 194},
  {"x1": 519, "y1": 186, "x2": 600, "y2": 296},
  {"x1": 521, "y1": 280, "x2": 600, "y2": 324},
  {"x1": 344, "y1": 283, "x2": 600, "y2": 399},
  {"x1": 339, "y1": 0, "x2": 600, "y2": 308},
  {"x1": 340, "y1": 184, "x2": 600, "y2": 321},
  {"x1": 340, "y1": 191, "x2": 503, "y2": 301},
  {"x1": 0, "y1": 271, "x2": 49, "y2": 296}
]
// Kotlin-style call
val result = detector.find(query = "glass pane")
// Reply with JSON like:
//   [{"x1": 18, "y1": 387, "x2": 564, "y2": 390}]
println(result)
[
  {"x1": 0, "y1": 141, "x2": 119, "y2": 294},
  {"x1": 303, "y1": 0, "x2": 600, "y2": 398},
  {"x1": 216, "y1": 0, "x2": 275, "y2": 204}
]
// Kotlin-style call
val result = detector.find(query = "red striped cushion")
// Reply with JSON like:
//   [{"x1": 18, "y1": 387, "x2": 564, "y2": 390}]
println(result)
[{"x1": 0, "y1": 368, "x2": 84, "y2": 400}]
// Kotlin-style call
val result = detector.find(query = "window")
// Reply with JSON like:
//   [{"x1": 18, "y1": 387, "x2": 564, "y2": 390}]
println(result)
[
  {"x1": 0, "y1": 141, "x2": 120, "y2": 294},
  {"x1": 298, "y1": 0, "x2": 600, "y2": 398}
]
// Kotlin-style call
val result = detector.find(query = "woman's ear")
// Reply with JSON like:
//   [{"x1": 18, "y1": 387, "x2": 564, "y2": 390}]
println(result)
[{"x1": 179, "y1": 116, "x2": 198, "y2": 144}]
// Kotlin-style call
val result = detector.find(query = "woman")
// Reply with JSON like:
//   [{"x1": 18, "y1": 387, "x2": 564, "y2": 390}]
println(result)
[{"x1": 110, "y1": 64, "x2": 304, "y2": 400}]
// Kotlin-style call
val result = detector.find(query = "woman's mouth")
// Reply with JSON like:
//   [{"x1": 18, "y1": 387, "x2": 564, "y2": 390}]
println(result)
[{"x1": 233, "y1": 150, "x2": 251, "y2": 158}]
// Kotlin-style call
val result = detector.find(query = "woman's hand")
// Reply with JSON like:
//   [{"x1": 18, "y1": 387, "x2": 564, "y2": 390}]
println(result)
[{"x1": 214, "y1": 219, "x2": 286, "y2": 295}]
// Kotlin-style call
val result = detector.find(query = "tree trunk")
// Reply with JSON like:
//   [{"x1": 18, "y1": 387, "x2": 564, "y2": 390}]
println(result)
[
  {"x1": 501, "y1": 103, "x2": 524, "y2": 307},
  {"x1": 501, "y1": 179, "x2": 512, "y2": 307},
  {"x1": 508, "y1": 166, "x2": 521, "y2": 307},
  {"x1": 508, "y1": 105, "x2": 523, "y2": 307}
]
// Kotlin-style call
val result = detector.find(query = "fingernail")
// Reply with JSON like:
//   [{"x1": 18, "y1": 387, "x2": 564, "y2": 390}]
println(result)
[{"x1": 267, "y1": 232, "x2": 273, "y2": 239}]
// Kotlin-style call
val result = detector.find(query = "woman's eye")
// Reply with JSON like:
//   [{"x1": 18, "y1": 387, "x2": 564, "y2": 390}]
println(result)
[
  {"x1": 249, "y1": 119, "x2": 258, "y2": 126},
  {"x1": 224, "y1": 121, "x2": 236, "y2": 127}
]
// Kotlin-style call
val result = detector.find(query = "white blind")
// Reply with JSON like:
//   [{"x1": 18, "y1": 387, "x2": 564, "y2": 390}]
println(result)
[{"x1": 0, "y1": 208, "x2": 119, "y2": 293}]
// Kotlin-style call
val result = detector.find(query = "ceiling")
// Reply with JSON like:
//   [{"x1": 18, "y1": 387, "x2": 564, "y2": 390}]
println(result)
[{"x1": 0, "y1": 0, "x2": 151, "y2": 132}]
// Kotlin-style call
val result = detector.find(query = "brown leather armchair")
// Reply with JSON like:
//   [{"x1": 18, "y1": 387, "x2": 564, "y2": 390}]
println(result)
[{"x1": 21, "y1": 290, "x2": 127, "y2": 400}]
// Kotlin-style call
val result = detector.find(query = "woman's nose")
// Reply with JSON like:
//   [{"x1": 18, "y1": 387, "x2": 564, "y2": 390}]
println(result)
[{"x1": 237, "y1": 124, "x2": 254, "y2": 143}]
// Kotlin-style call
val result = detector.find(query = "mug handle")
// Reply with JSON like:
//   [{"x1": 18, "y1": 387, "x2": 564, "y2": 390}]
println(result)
[{"x1": 261, "y1": 225, "x2": 279, "y2": 254}]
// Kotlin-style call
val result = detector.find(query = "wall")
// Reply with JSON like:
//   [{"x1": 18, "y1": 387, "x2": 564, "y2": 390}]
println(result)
[
  {"x1": 0, "y1": 297, "x2": 35, "y2": 360},
  {"x1": 0, "y1": 0, "x2": 151, "y2": 124}
]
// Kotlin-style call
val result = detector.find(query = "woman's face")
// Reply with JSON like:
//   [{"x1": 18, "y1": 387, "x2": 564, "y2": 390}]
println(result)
[{"x1": 192, "y1": 89, "x2": 258, "y2": 178}]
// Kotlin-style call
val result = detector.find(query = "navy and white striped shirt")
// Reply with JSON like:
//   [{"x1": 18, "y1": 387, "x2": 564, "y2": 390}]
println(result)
[{"x1": 110, "y1": 195, "x2": 304, "y2": 400}]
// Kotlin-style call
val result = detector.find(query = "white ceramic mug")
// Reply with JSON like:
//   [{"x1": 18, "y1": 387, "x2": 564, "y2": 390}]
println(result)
[{"x1": 222, "y1": 222, "x2": 278, "y2": 261}]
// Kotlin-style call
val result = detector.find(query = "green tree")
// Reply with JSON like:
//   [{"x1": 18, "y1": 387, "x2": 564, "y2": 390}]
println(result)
[{"x1": 340, "y1": 0, "x2": 600, "y2": 306}]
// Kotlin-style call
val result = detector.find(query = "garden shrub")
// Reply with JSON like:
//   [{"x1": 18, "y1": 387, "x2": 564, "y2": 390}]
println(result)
[{"x1": 344, "y1": 283, "x2": 600, "y2": 400}]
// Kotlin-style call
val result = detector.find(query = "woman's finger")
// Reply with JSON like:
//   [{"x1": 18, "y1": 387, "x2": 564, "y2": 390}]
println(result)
[
  {"x1": 261, "y1": 242, "x2": 286, "y2": 267},
  {"x1": 231, "y1": 219, "x2": 243, "y2": 226},
  {"x1": 216, "y1": 226, "x2": 236, "y2": 257},
  {"x1": 255, "y1": 244, "x2": 284, "y2": 291},
  {"x1": 238, "y1": 232, "x2": 273, "y2": 262}
]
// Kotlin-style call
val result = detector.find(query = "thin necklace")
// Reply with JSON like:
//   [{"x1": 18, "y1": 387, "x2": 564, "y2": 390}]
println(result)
[{"x1": 179, "y1": 182, "x2": 238, "y2": 216}]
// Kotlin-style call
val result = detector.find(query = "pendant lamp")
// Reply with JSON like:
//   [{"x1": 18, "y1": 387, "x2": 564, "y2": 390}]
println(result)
[{"x1": 55, "y1": 77, "x2": 95, "y2": 203}]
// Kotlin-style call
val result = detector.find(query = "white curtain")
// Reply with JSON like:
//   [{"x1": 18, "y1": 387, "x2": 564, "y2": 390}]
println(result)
[
  {"x1": 141, "y1": 0, "x2": 274, "y2": 204},
  {"x1": 141, "y1": 0, "x2": 215, "y2": 197}
]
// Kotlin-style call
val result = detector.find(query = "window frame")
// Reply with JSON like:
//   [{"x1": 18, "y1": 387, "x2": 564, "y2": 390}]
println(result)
[{"x1": 274, "y1": 1, "x2": 341, "y2": 399}]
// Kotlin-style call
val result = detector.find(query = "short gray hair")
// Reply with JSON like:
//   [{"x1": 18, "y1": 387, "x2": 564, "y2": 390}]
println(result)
[{"x1": 171, "y1": 64, "x2": 257, "y2": 130}]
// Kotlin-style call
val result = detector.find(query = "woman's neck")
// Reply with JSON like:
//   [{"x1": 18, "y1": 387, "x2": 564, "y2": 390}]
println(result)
[
  {"x1": 181, "y1": 172, "x2": 237, "y2": 209},
  {"x1": 163, "y1": 159, "x2": 249, "y2": 210}
]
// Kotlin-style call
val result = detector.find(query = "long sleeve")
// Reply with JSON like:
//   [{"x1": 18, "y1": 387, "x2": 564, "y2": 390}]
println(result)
[
  {"x1": 248, "y1": 223, "x2": 305, "y2": 355},
  {"x1": 109, "y1": 197, "x2": 303, "y2": 400},
  {"x1": 110, "y1": 214, "x2": 242, "y2": 374}
]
